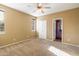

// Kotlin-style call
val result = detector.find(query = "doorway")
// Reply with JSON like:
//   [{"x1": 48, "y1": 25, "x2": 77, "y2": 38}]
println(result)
[
  {"x1": 37, "y1": 19, "x2": 47, "y2": 39},
  {"x1": 53, "y1": 18, "x2": 63, "y2": 42}
]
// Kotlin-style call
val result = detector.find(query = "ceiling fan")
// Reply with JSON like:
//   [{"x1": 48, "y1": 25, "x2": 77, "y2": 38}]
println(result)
[{"x1": 33, "y1": 3, "x2": 51, "y2": 13}]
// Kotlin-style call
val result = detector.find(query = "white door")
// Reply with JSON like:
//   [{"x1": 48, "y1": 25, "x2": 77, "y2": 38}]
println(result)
[{"x1": 37, "y1": 20, "x2": 47, "y2": 39}]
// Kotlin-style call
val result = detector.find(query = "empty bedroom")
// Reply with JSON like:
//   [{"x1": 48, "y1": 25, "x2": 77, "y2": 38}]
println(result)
[{"x1": 0, "y1": 3, "x2": 79, "y2": 56}]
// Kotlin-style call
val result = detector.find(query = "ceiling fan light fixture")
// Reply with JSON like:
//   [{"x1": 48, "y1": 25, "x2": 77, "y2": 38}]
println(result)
[{"x1": 32, "y1": 3, "x2": 51, "y2": 14}]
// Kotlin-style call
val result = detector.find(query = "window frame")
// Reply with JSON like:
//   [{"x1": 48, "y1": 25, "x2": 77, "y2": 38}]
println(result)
[
  {"x1": 32, "y1": 19, "x2": 36, "y2": 32},
  {"x1": 0, "y1": 10, "x2": 5, "y2": 34}
]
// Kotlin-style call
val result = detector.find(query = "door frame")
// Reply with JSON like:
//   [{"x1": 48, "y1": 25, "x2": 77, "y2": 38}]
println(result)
[{"x1": 52, "y1": 17, "x2": 63, "y2": 42}]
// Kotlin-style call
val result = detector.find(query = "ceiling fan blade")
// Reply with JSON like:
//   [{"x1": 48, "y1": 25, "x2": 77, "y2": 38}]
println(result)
[{"x1": 44, "y1": 7, "x2": 51, "y2": 9}]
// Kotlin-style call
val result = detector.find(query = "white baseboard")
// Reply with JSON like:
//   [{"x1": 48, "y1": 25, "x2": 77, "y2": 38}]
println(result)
[
  {"x1": 46, "y1": 39, "x2": 79, "y2": 48},
  {"x1": 63, "y1": 42, "x2": 79, "y2": 48},
  {"x1": 0, "y1": 38, "x2": 30, "y2": 49}
]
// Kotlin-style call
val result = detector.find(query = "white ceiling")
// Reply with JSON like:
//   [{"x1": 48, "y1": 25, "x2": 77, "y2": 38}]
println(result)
[{"x1": 2, "y1": 3, "x2": 79, "y2": 17}]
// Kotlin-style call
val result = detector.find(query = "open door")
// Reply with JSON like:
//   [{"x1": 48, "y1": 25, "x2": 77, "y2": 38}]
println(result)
[
  {"x1": 53, "y1": 18, "x2": 63, "y2": 42},
  {"x1": 55, "y1": 20, "x2": 62, "y2": 41}
]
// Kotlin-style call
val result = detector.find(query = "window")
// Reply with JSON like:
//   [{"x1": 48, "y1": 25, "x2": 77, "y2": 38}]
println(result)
[
  {"x1": 0, "y1": 10, "x2": 5, "y2": 34},
  {"x1": 32, "y1": 19, "x2": 36, "y2": 31}
]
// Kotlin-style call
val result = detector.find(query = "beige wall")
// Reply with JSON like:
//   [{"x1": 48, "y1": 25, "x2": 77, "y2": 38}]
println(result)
[
  {"x1": 38, "y1": 8, "x2": 79, "y2": 45},
  {"x1": 0, "y1": 4, "x2": 36, "y2": 46}
]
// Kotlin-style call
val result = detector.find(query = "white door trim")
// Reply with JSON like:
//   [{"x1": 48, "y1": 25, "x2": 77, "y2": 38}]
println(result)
[{"x1": 52, "y1": 17, "x2": 64, "y2": 43}]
